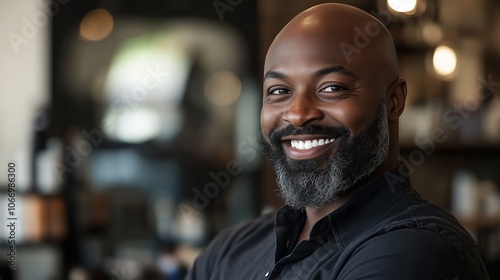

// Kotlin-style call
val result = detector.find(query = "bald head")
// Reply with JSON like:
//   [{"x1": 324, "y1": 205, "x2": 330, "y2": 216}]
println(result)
[{"x1": 265, "y1": 3, "x2": 399, "y2": 87}]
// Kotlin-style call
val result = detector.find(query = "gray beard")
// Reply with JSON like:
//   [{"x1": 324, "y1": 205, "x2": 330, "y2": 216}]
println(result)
[{"x1": 262, "y1": 98, "x2": 390, "y2": 210}]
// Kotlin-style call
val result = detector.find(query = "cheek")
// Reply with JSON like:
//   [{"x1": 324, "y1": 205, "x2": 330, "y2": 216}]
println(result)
[
  {"x1": 323, "y1": 101, "x2": 378, "y2": 136},
  {"x1": 260, "y1": 105, "x2": 282, "y2": 139}
]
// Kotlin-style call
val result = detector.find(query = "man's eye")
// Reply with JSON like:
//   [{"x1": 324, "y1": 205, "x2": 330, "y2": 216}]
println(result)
[
  {"x1": 269, "y1": 88, "x2": 291, "y2": 95},
  {"x1": 320, "y1": 85, "x2": 348, "y2": 92}
]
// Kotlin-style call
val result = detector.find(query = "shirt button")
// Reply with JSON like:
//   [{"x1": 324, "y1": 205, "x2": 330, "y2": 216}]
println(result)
[{"x1": 265, "y1": 271, "x2": 270, "y2": 277}]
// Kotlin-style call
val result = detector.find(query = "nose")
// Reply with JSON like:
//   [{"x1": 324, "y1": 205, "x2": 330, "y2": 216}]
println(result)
[{"x1": 282, "y1": 93, "x2": 324, "y2": 127}]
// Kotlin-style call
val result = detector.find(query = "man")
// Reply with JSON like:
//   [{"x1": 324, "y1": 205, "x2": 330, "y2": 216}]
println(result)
[{"x1": 186, "y1": 3, "x2": 489, "y2": 279}]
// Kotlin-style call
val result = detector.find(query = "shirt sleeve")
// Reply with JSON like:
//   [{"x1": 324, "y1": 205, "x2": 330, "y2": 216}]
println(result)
[
  {"x1": 184, "y1": 231, "x2": 224, "y2": 280},
  {"x1": 336, "y1": 228, "x2": 489, "y2": 280},
  {"x1": 185, "y1": 212, "x2": 276, "y2": 280},
  {"x1": 184, "y1": 224, "x2": 241, "y2": 280}
]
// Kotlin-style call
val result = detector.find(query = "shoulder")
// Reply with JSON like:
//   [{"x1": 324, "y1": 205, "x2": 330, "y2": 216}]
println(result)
[
  {"x1": 394, "y1": 197, "x2": 478, "y2": 254},
  {"x1": 357, "y1": 227, "x2": 462, "y2": 260},
  {"x1": 339, "y1": 226, "x2": 488, "y2": 279}
]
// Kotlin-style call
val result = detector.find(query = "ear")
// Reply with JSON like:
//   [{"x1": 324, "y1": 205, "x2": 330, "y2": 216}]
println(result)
[{"x1": 387, "y1": 78, "x2": 407, "y2": 123}]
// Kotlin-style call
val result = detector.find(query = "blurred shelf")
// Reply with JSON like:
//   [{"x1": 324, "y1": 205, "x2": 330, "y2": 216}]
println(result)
[
  {"x1": 457, "y1": 215, "x2": 500, "y2": 230},
  {"x1": 0, "y1": 242, "x2": 64, "y2": 248},
  {"x1": 400, "y1": 142, "x2": 500, "y2": 154}
]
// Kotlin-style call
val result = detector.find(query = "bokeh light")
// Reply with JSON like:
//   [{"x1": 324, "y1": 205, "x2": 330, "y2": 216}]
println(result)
[
  {"x1": 387, "y1": 0, "x2": 417, "y2": 14},
  {"x1": 433, "y1": 45, "x2": 457, "y2": 78},
  {"x1": 204, "y1": 71, "x2": 242, "y2": 107},
  {"x1": 80, "y1": 9, "x2": 114, "y2": 41}
]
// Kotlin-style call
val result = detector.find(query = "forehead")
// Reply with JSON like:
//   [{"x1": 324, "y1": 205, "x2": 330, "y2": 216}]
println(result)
[
  {"x1": 267, "y1": 38, "x2": 345, "y2": 65},
  {"x1": 264, "y1": 26, "x2": 368, "y2": 77},
  {"x1": 263, "y1": 7, "x2": 398, "y2": 87},
  {"x1": 266, "y1": 43, "x2": 365, "y2": 86}
]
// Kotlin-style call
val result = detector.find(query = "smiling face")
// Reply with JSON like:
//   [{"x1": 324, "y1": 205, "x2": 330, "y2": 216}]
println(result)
[{"x1": 261, "y1": 4, "x2": 405, "y2": 209}]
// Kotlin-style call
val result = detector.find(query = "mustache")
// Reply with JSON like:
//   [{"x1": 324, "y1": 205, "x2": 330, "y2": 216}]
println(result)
[{"x1": 268, "y1": 124, "x2": 350, "y2": 145}]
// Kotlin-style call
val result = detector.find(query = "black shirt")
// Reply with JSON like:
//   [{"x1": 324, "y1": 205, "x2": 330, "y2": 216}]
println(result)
[{"x1": 186, "y1": 167, "x2": 490, "y2": 279}]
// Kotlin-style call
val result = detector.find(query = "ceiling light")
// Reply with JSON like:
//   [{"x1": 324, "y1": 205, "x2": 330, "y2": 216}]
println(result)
[{"x1": 387, "y1": 0, "x2": 417, "y2": 14}]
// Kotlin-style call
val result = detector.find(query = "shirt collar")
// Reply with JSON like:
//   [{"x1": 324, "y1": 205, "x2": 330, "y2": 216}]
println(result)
[{"x1": 274, "y1": 163, "x2": 413, "y2": 254}]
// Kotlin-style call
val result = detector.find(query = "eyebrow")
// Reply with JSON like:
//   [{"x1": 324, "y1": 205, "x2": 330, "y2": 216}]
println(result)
[{"x1": 263, "y1": 65, "x2": 357, "y2": 81}]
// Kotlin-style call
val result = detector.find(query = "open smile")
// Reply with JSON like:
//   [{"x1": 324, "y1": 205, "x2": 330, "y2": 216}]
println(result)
[
  {"x1": 290, "y1": 138, "x2": 335, "y2": 150},
  {"x1": 281, "y1": 135, "x2": 339, "y2": 160}
]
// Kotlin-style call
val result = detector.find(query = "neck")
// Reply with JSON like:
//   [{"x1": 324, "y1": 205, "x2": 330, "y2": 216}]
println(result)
[
  {"x1": 297, "y1": 178, "x2": 367, "y2": 244},
  {"x1": 297, "y1": 156, "x2": 400, "y2": 244}
]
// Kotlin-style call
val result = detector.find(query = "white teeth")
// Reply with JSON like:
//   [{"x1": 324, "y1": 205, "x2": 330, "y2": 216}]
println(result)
[
  {"x1": 298, "y1": 141, "x2": 305, "y2": 150},
  {"x1": 304, "y1": 140, "x2": 312, "y2": 149},
  {"x1": 290, "y1": 138, "x2": 335, "y2": 150}
]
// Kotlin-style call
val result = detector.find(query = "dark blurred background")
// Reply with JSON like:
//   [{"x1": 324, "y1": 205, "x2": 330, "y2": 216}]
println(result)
[{"x1": 0, "y1": 0, "x2": 500, "y2": 279}]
